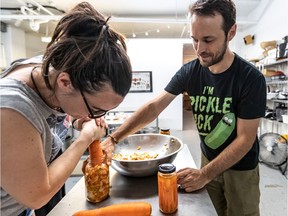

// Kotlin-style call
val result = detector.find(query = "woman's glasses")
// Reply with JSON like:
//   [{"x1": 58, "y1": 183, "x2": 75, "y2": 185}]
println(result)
[{"x1": 80, "y1": 90, "x2": 107, "y2": 119}]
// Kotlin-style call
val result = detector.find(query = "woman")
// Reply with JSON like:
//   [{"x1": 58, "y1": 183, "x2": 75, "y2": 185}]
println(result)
[{"x1": 0, "y1": 2, "x2": 132, "y2": 216}]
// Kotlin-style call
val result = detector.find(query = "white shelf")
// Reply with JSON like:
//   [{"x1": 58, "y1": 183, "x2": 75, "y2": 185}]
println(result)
[
  {"x1": 259, "y1": 118, "x2": 288, "y2": 136},
  {"x1": 261, "y1": 58, "x2": 288, "y2": 67},
  {"x1": 269, "y1": 99, "x2": 288, "y2": 104},
  {"x1": 260, "y1": 57, "x2": 287, "y2": 136},
  {"x1": 266, "y1": 80, "x2": 288, "y2": 85},
  {"x1": 261, "y1": 118, "x2": 287, "y2": 125}
]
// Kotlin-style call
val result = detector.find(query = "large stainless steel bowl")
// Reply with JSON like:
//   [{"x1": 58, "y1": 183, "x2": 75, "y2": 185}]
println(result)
[{"x1": 111, "y1": 133, "x2": 184, "y2": 177}]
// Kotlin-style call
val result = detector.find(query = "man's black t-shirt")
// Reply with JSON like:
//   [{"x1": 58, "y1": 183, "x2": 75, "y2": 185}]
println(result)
[{"x1": 165, "y1": 53, "x2": 266, "y2": 170}]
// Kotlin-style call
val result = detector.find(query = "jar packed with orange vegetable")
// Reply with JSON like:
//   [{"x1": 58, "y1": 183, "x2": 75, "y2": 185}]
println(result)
[
  {"x1": 84, "y1": 160, "x2": 109, "y2": 203},
  {"x1": 84, "y1": 140, "x2": 109, "y2": 203},
  {"x1": 157, "y1": 163, "x2": 178, "y2": 214}
]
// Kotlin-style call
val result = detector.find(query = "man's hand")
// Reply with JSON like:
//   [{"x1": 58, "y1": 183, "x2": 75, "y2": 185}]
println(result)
[
  {"x1": 177, "y1": 167, "x2": 210, "y2": 192},
  {"x1": 101, "y1": 137, "x2": 115, "y2": 165}
]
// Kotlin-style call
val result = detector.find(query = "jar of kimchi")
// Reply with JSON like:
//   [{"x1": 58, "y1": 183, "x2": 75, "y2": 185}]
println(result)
[
  {"x1": 84, "y1": 140, "x2": 109, "y2": 203},
  {"x1": 158, "y1": 163, "x2": 178, "y2": 214}
]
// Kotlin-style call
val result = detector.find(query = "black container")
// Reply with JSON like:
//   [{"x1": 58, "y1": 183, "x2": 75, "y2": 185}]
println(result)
[{"x1": 277, "y1": 35, "x2": 288, "y2": 60}]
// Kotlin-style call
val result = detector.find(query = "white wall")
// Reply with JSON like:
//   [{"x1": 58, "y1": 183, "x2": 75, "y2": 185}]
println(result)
[
  {"x1": 1, "y1": 25, "x2": 26, "y2": 67},
  {"x1": 26, "y1": 33, "x2": 47, "y2": 57},
  {"x1": 113, "y1": 39, "x2": 191, "y2": 130},
  {"x1": 0, "y1": 32, "x2": 7, "y2": 69},
  {"x1": 236, "y1": 0, "x2": 288, "y2": 60},
  {"x1": 0, "y1": 25, "x2": 48, "y2": 69}
]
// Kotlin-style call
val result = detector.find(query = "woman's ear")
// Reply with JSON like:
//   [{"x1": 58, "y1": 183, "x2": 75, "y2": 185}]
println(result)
[{"x1": 57, "y1": 72, "x2": 74, "y2": 91}]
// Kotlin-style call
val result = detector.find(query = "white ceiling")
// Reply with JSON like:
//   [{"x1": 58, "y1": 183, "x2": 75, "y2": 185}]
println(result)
[{"x1": 0, "y1": 0, "x2": 270, "y2": 39}]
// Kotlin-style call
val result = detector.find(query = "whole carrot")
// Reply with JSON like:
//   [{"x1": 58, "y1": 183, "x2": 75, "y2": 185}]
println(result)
[{"x1": 72, "y1": 201, "x2": 152, "y2": 216}]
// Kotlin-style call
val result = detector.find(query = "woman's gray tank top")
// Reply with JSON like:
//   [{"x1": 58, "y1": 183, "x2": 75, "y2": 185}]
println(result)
[{"x1": 0, "y1": 56, "x2": 69, "y2": 216}]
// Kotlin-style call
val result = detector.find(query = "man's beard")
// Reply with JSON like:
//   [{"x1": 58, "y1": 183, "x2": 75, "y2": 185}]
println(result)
[{"x1": 199, "y1": 42, "x2": 227, "y2": 67}]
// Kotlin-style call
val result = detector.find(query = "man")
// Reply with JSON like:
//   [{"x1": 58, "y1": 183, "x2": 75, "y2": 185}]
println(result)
[{"x1": 102, "y1": 0, "x2": 266, "y2": 215}]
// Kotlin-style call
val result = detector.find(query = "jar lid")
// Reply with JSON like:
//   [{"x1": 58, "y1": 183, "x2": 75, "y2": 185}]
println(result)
[
  {"x1": 160, "y1": 128, "x2": 170, "y2": 131},
  {"x1": 158, "y1": 163, "x2": 176, "y2": 173}
]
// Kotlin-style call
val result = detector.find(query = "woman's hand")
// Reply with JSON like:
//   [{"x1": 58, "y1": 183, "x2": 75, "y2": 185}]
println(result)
[
  {"x1": 78, "y1": 117, "x2": 107, "y2": 146},
  {"x1": 73, "y1": 117, "x2": 108, "y2": 131},
  {"x1": 72, "y1": 117, "x2": 89, "y2": 131}
]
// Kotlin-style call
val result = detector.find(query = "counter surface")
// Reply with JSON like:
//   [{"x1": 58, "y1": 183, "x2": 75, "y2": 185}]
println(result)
[{"x1": 47, "y1": 145, "x2": 217, "y2": 216}]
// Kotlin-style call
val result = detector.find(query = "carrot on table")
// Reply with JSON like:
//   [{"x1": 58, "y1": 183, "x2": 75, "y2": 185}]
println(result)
[{"x1": 72, "y1": 201, "x2": 152, "y2": 216}]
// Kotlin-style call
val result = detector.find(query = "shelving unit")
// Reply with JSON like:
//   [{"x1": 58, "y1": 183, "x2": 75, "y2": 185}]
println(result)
[
  {"x1": 261, "y1": 58, "x2": 288, "y2": 67},
  {"x1": 258, "y1": 58, "x2": 288, "y2": 136},
  {"x1": 266, "y1": 80, "x2": 288, "y2": 86}
]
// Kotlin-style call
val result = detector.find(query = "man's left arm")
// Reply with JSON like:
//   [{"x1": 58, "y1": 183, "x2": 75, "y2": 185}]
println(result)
[
  {"x1": 201, "y1": 117, "x2": 260, "y2": 180},
  {"x1": 177, "y1": 117, "x2": 260, "y2": 192}
]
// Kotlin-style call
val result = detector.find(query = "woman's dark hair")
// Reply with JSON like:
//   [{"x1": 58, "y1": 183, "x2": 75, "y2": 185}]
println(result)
[
  {"x1": 42, "y1": 2, "x2": 132, "y2": 97},
  {"x1": 189, "y1": 0, "x2": 236, "y2": 36}
]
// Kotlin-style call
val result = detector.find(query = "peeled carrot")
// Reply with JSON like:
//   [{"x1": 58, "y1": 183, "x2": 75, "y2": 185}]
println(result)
[
  {"x1": 72, "y1": 201, "x2": 152, "y2": 216},
  {"x1": 88, "y1": 140, "x2": 103, "y2": 166}
]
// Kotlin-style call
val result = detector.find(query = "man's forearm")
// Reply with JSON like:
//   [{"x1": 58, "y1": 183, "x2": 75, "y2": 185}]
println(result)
[
  {"x1": 201, "y1": 118, "x2": 260, "y2": 181},
  {"x1": 111, "y1": 103, "x2": 159, "y2": 142},
  {"x1": 202, "y1": 142, "x2": 247, "y2": 180},
  {"x1": 110, "y1": 91, "x2": 176, "y2": 143}
]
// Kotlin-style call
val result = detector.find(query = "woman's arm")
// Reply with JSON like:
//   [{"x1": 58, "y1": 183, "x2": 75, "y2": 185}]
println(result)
[{"x1": 1, "y1": 108, "x2": 105, "y2": 209}]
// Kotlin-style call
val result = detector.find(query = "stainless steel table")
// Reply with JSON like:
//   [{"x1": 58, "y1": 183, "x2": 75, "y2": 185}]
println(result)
[{"x1": 47, "y1": 144, "x2": 217, "y2": 216}]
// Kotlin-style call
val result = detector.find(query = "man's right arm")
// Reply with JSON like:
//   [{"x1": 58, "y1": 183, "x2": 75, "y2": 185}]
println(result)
[{"x1": 102, "y1": 90, "x2": 177, "y2": 164}]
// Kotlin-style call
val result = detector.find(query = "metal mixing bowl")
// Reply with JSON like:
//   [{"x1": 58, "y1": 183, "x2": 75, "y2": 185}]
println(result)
[{"x1": 111, "y1": 133, "x2": 184, "y2": 177}]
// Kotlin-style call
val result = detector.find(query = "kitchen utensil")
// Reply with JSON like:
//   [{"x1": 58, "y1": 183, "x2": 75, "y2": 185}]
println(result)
[{"x1": 111, "y1": 134, "x2": 183, "y2": 177}]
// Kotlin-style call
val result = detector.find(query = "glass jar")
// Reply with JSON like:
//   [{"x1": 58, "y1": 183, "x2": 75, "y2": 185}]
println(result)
[
  {"x1": 158, "y1": 163, "x2": 178, "y2": 214},
  {"x1": 84, "y1": 159, "x2": 109, "y2": 203},
  {"x1": 84, "y1": 140, "x2": 109, "y2": 203},
  {"x1": 160, "y1": 128, "x2": 170, "y2": 135}
]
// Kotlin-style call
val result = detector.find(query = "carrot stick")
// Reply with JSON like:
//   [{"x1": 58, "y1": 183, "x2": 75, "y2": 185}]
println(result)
[
  {"x1": 88, "y1": 140, "x2": 103, "y2": 166},
  {"x1": 72, "y1": 201, "x2": 152, "y2": 216}
]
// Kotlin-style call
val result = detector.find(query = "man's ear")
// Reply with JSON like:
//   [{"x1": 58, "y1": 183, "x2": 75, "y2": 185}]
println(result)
[
  {"x1": 228, "y1": 24, "x2": 237, "y2": 41},
  {"x1": 57, "y1": 72, "x2": 74, "y2": 91}
]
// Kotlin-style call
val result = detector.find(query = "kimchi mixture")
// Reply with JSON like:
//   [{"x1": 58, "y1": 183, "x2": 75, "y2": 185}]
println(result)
[
  {"x1": 84, "y1": 163, "x2": 109, "y2": 203},
  {"x1": 112, "y1": 143, "x2": 172, "y2": 161},
  {"x1": 113, "y1": 152, "x2": 159, "y2": 160}
]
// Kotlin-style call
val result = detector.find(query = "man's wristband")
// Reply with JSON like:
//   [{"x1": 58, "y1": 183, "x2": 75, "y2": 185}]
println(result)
[{"x1": 108, "y1": 134, "x2": 119, "y2": 144}]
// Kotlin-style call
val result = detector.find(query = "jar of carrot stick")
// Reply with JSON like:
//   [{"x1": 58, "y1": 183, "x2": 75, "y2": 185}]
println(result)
[
  {"x1": 158, "y1": 163, "x2": 178, "y2": 214},
  {"x1": 84, "y1": 140, "x2": 109, "y2": 203}
]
